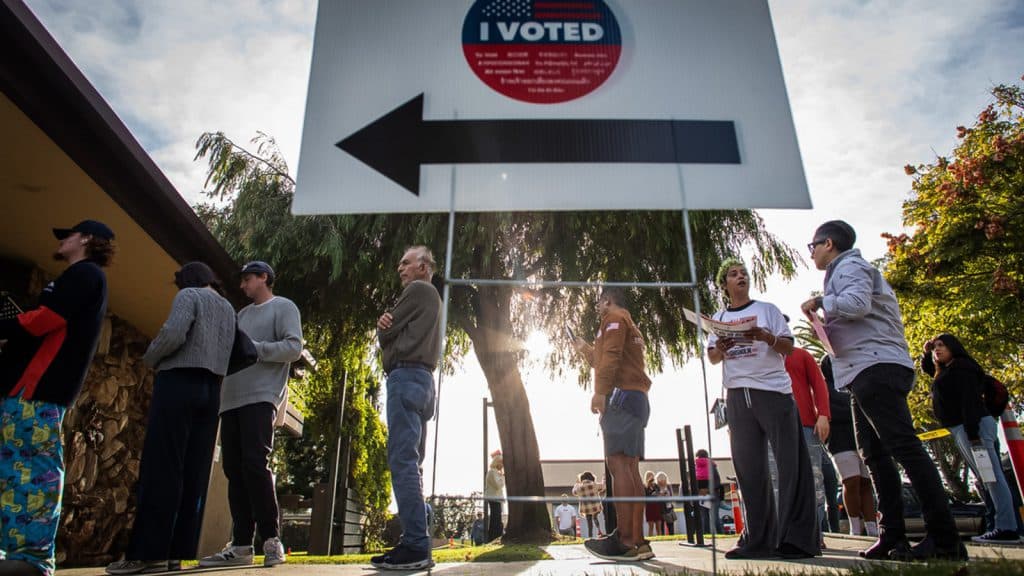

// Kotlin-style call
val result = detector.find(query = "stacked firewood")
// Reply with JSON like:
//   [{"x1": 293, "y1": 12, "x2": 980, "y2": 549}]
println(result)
[{"x1": 56, "y1": 317, "x2": 153, "y2": 566}]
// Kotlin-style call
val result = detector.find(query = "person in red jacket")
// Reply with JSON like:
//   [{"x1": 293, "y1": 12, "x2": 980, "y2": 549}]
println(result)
[
  {"x1": 0, "y1": 220, "x2": 114, "y2": 576},
  {"x1": 784, "y1": 342, "x2": 832, "y2": 544}
]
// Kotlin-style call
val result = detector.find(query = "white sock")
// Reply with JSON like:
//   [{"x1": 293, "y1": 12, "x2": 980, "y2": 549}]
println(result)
[
  {"x1": 849, "y1": 517, "x2": 863, "y2": 536},
  {"x1": 865, "y1": 521, "x2": 879, "y2": 537}
]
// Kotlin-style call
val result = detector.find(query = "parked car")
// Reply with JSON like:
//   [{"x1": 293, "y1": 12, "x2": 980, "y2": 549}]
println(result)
[
  {"x1": 902, "y1": 483, "x2": 987, "y2": 538},
  {"x1": 837, "y1": 483, "x2": 986, "y2": 538}
]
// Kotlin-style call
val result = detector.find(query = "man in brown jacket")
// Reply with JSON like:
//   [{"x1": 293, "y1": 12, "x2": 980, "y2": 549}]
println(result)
[{"x1": 573, "y1": 287, "x2": 652, "y2": 561}]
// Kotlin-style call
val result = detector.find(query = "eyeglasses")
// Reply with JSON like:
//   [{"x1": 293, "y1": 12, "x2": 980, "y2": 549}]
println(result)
[{"x1": 807, "y1": 239, "x2": 826, "y2": 254}]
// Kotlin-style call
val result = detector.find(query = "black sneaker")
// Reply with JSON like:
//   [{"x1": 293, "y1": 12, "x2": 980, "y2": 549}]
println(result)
[
  {"x1": 859, "y1": 537, "x2": 909, "y2": 560},
  {"x1": 972, "y1": 529, "x2": 1022, "y2": 544},
  {"x1": 369, "y1": 545, "x2": 434, "y2": 571},
  {"x1": 584, "y1": 533, "x2": 636, "y2": 561},
  {"x1": 891, "y1": 535, "x2": 968, "y2": 562},
  {"x1": 776, "y1": 543, "x2": 814, "y2": 559},
  {"x1": 724, "y1": 546, "x2": 772, "y2": 559}
]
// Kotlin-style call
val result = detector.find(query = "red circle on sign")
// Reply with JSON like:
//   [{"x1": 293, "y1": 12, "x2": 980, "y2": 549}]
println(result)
[{"x1": 462, "y1": 2, "x2": 622, "y2": 104}]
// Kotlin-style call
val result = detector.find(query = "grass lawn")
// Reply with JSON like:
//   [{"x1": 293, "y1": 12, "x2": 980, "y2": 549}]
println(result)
[
  {"x1": 225, "y1": 538, "x2": 1024, "y2": 576},
  {"x1": 245, "y1": 544, "x2": 552, "y2": 565}
]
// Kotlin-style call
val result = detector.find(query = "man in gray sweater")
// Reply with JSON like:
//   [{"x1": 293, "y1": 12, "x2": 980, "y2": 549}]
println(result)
[
  {"x1": 371, "y1": 246, "x2": 441, "y2": 571},
  {"x1": 200, "y1": 261, "x2": 303, "y2": 568}
]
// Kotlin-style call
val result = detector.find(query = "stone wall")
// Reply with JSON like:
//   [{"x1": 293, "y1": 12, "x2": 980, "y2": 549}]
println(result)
[{"x1": 56, "y1": 316, "x2": 153, "y2": 566}]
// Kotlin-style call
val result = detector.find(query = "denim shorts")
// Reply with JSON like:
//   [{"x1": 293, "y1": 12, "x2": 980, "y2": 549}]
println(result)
[{"x1": 601, "y1": 390, "x2": 649, "y2": 458}]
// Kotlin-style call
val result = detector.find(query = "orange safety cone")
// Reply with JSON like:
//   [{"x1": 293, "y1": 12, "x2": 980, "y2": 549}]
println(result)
[
  {"x1": 449, "y1": 537, "x2": 455, "y2": 548},
  {"x1": 575, "y1": 515, "x2": 581, "y2": 538},
  {"x1": 730, "y1": 481, "x2": 744, "y2": 535},
  {"x1": 999, "y1": 406, "x2": 1024, "y2": 513}
]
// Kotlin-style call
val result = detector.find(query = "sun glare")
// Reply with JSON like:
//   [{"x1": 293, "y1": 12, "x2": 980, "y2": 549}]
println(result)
[{"x1": 524, "y1": 329, "x2": 554, "y2": 359}]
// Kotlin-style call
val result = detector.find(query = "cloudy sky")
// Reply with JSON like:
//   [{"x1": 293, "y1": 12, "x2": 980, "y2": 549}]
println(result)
[{"x1": 23, "y1": 0, "x2": 1024, "y2": 495}]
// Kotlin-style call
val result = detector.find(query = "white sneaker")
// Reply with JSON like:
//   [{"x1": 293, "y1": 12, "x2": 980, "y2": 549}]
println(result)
[
  {"x1": 263, "y1": 537, "x2": 286, "y2": 566},
  {"x1": 198, "y1": 543, "x2": 254, "y2": 567}
]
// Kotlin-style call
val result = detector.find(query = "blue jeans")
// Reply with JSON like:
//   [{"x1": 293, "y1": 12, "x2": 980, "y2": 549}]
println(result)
[
  {"x1": 949, "y1": 418, "x2": 1016, "y2": 532},
  {"x1": 803, "y1": 426, "x2": 827, "y2": 535},
  {"x1": 386, "y1": 367, "x2": 436, "y2": 552}
]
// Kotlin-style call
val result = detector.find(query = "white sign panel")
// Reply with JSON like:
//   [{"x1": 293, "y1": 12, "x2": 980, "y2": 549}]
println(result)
[{"x1": 294, "y1": 0, "x2": 810, "y2": 214}]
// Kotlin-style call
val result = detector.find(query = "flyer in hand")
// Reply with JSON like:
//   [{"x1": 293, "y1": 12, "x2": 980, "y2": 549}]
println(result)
[
  {"x1": 809, "y1": 313, "x2": 835, "y2": 356},
  {"x1": 683, "y1": 308, "x2": 756, "y2": 340}
]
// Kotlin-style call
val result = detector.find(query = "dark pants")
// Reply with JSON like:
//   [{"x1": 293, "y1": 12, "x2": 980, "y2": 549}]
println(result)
[
  {"x1": 487, "y1": 501, "x2": 503, "y2": 541},
  {"x1": 728, "y1": 387, "x2": 820, "y2": 556},
  {"x1": 823, "y1": 453, "x2": 841, "y2": 532},
  {"x1": 849, "y1": 363, "x2": 958, "y2": 546},
  {"x1": 220, "y1": 402, "x2": 280, "y2": 545},
  {"x1": 128, "y1": 368, "x2": 221, "y2": 560}
]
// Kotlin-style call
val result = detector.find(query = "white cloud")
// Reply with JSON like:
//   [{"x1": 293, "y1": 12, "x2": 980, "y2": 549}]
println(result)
[{"x1": 26, "y1": 0, "x2": 317, "y2": 202}]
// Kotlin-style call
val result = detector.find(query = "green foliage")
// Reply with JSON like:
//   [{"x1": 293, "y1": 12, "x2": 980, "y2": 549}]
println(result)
[
  {"x1": 884, "y1": 79, "x2": 1024, "y2": 426},
  {"x1": 884, "y1": 79, "x2": 1024, "y2": 497},
  {"x1": 429, "y1": 494, "x2": 481, "y2": 540}
]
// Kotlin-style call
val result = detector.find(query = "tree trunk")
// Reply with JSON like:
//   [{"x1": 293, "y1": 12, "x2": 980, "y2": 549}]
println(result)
[{"x1": 462, "y1": 285, "x2": 551, "y2": 543}]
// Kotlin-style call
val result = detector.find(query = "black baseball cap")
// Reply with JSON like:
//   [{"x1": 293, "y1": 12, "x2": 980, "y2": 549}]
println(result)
[
  {"x1": 240, "y1": 260, "x2": 275, "y2": 282},
  {"x1": 53, "y1": 219, "x2": 115, "y2": 241}
]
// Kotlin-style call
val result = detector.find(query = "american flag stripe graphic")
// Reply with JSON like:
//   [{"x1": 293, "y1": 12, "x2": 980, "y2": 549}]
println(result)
[
  {"x1": 534, "y1": 0, "x2": 601, "y2": 20},
  {"x1": 480, "y1": 0, "x2": 602, "y2": 20}
]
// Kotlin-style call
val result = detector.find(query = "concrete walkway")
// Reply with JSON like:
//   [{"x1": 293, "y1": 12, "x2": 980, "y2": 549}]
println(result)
[{"x1": 58, "y1": 535, "x2": 1024, "y2": 576}]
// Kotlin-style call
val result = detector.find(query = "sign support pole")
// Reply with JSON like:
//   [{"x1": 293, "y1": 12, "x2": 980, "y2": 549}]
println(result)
[{"x1": 428, "y1": 159, "x2": 718, "y2": 574}]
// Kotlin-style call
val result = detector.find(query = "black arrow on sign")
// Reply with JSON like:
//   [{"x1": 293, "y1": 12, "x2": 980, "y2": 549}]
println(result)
[{"x1": 336, "y1": 93, "x2": 740, "y2": 196}]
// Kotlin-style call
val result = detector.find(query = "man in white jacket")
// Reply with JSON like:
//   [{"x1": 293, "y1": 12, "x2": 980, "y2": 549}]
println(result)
[{"x1": 801, "y1": 221, "x2": 963, "y2": 562}]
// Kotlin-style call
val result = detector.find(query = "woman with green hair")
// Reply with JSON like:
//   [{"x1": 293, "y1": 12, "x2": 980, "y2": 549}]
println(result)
[{"x1": 707, "y1": 258, "x2": 820, "y2": 560}]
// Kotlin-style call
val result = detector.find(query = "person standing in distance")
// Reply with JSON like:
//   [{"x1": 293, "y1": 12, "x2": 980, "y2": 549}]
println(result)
[
  {"x1": 801, "y1": 220, "x2": 964, "y2": 561},
  {"x1": 553, "y1": 496, "x2": 578, "y2": 538},
  {"x1": 371, "y1": 246, "x2": 441, "y2": 571},
  {"x1": 200, "y1": 261, "x2": 302, "y2": 568},
  {"x1": 0, "y1": 220, "x2": 113, "y2": 576}
]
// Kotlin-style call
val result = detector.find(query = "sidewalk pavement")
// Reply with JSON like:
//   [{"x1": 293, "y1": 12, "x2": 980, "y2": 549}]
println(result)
[{"x1": 58, "y1": 535, "x2": 1024, "y2": 576}]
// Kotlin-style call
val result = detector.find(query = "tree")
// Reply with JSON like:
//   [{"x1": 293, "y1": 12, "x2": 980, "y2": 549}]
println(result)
[
  {"x1": 192, "y1": 134, "x2": 392, "y2": 547},
  {"x1": 193, "y1": 131, "x2": 800, "y2": 543},
  {"x1": 884, "y1": 78, "x2": 1024, "y2": 498}
]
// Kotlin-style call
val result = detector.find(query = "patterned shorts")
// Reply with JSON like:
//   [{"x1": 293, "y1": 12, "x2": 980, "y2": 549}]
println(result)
[{"x1": 0, "y1": 394, "x2": 66, "y2": 576}]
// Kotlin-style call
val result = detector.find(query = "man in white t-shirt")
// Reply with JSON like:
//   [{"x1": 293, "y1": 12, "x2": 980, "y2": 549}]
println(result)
[
  {"x1": 707, "y1": 258, "x2": 819, "y2": 560},
  {"x1": 553, "y1": 496, "x2": 578, "y2": 538}
]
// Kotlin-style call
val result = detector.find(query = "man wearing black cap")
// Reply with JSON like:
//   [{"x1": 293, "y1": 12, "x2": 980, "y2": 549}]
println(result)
[
  {"x1": 0, "y1": 220, "x2": 114, "y2": 576},
  {"x1": 801, "y1": 220, "x2": 964, "y2": 562},
  {"x1": 200, "y1": 261, "x2": 302, "y2": 568}
]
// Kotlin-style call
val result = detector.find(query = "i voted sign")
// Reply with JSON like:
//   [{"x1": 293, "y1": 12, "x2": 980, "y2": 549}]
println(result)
[
  {"x1": 295, "y1": 0, "x2": 812, "y2": 214},
  {"x1": 462, "y1": 0, "x2": 622, "y2": 103}
]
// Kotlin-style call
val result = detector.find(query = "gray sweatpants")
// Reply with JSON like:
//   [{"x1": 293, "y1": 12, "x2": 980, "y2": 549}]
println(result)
[{"x1": 728, "y1": 387, "x2": 820, "y2": 556}]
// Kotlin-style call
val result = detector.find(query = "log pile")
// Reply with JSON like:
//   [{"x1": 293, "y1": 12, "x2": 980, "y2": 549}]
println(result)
[{"x1": 56, "y1": 316, "x2": 153, "y2": 566}]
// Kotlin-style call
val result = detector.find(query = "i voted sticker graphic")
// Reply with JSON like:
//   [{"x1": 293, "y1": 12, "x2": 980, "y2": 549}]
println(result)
[{"x1": 462, "y1": 0, "x2": 622, "y2": 104}]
